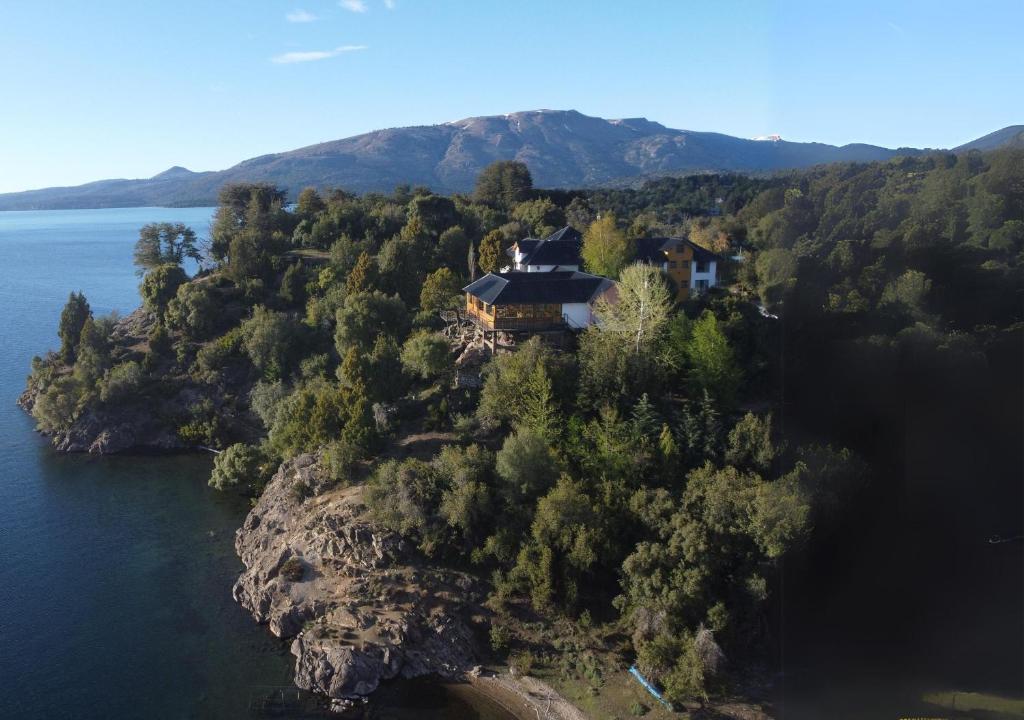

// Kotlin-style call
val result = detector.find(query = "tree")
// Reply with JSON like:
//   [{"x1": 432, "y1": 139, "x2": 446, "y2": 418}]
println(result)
[
  {"x1": 436, "y1": 226, "x2": 470, "y2": 271},
  {"x1": 334, "y1": 291, "x2": 409, "y2": 355},
  {"x1": 725, "y1": 413, "x2": 776, "y2": 474},
  {"x1": 346, "y1": 251, "x2": 377, "y2": 295},
  {"x1": 166, "y1": 282, "x2": 216, "y2": 340},
  {"x1": 295, "y1": 187, "x2": 326, "y2": 218},
  {"x1": 210, "y1": 443, "x2": 273, "y2": 494},
  {"x1": 140, "y1": 264, "x2": 188, "y2": 319},
  {"x1": 211, "y1": 183, "x2": 289, "y2": 262},
  {"x1": 685, "y1": 311, "x2": 741, "y2": 405},
  {"x1": 516, "y1": 475, "x2": 599, "y2": 612},
  {"x1": 477, "y1": 230, "x2": 505, "y2": 274},
  {"x1": 407, "y1": 194, "x2": 458, "y2": 238},
  {"x1": 437, "y1": 444, "x2": 494, "y2": 549},
  {"x1": 594, "y1": 263, "x2": 672, "y2": 355},
  {"x1": 419, "y1": 267, "x2": 461, "y2": 313},
  {"x1": 754, "y1": 248, "x2": 797, "y2": 313},
  {"x1": 582, "y1": 214, "x2": 633, "y2": 278},
  {"x1": 474, "y1": 161, "x2": 533, "y2": 208},
  {"x1": 512, "y1": 198, "x2": 565, "y2": 237},
  {"x1": 400, "y1": 331, "x2": 451, "y2": 381},
  {"x1": 241, "y1": 306, "x2": 293, "y2": 379},
  {"x1": 133, "y1": 223, "x2": 200, "y2": 274},
  {"x1": 279, "y1": 262, "x2": 306, "y2": 307},
  {"x1": 58, "y1": 291, "x2": 91, "y2": 364},
  {"x1": 74, "y1": 315, "x2": 112, "y2": 384},
  {"x1": 495, "y1": 428, "x2": 559, "y2": 509},
  {"x1": 477, "y1": 337, "x2": 571, "y2": 431}
]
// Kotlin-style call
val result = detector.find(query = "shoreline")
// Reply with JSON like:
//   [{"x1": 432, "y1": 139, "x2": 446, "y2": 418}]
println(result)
[{"x1": 459, "y1": 672, "x2": 590, "y2": 720}]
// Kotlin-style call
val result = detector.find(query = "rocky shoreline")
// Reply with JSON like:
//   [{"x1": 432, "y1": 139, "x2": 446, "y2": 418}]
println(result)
[{"x1": 233, "y1": 452, "x2": 492, "y2": 701}]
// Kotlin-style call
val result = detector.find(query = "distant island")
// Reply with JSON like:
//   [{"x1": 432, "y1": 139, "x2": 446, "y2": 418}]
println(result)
[{"x1": 2, "y1": 109, "x2": 1021, "y2": 211}]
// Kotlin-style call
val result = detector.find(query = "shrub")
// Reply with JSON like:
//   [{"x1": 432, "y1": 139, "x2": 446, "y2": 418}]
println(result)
[
  {"x1": 279, "y1": 557, "x2": 305, "y2": 582},
  {"x1": 140, "y1": 264, "x2": 188, "y2": 318},
  {"x1": 209, "y1": 443, "x2": 273, "y2": 494},
  {"x1": 166, "y1": 282, "x2": 216, "y2": 340},
  {"x1": 99, "y1": 361, "x2": 145, "y2": 404},
  {"x1": 400, "y1": 331, "x2": 451, "y2": 382}
]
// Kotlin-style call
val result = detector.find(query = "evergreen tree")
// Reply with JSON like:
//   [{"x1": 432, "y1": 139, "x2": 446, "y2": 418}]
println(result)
[
  {"x1": 58, "y1": 291, "x2": 91, "y2": 364},
  {"x1": 477, "y1": 230, "x2": 505, "y2": 274}
]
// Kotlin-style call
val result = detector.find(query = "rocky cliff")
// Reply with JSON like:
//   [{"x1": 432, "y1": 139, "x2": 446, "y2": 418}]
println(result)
[{"x1": 233, "y1": 453, "x2": 489, "y2": 700}]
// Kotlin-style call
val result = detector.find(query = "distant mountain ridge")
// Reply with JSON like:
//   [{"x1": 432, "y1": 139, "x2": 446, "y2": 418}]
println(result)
[{"x1": 1, "y1": 110, "x2": 1018, "y2": 210}]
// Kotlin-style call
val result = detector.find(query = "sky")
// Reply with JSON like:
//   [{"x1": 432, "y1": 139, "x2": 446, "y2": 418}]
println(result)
[{"x1": 0, "y1": 0, "x2": 1022, "y2": 193}]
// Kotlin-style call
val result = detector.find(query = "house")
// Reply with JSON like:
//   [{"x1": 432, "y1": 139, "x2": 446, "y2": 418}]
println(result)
[
  {"x1": 504, "y1": 226, "x2": 719, "y2": 302},
  {"x1": 505, "y1": 226, "x2": 583, "y2": 272},
  {"x1": 635, "y1": 237, "x2": 720, "y2": 301},
  {"x1": 463, "y1": 270, "x2": 614, "y2": 350}
]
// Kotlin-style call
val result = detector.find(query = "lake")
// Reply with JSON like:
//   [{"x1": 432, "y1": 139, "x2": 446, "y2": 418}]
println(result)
[{"x1": 0, "y1": 208, "x2": 515, "y2": 720}]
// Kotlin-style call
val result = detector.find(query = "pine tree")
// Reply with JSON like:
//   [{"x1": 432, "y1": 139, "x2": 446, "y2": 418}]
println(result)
[
  {"x1": 477, "y1": 230, "x2": 505, "y2": 274},
  {"x1": 58, "y1": 292, "x2": 91, "y2": 364},
  {"x1": 346, "y1": 251, "x2": 375, "y2": 295},
  {"x1": 630, "y1": 393, "x2": 660, "y2": 443},
  {"x1": 519, "y1": 364, "x2": 559, "y2": 438}
]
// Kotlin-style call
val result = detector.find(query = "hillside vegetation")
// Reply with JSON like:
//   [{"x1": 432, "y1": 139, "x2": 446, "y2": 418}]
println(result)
[{"x1": 24, "y1": 148, "x2": 1024, "y2": 711}]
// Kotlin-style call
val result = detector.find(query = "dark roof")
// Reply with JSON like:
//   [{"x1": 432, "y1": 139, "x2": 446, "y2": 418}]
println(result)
[
  {"x1": 464, "y1": 271, "x2": 613, "y2": 305},
  {"x1": 634, "y1": 237, "x2": 671, "y2": 264},
  {"x1": 633, "y1": 237, "x2": 720, "y2": 265},
  {"x1": 511, "y1": 238, "x2": 540, "y2": 256},
  {"x1": 542, "y1": 226, "x2": 582, "y2": 244},
  {"x1": 520, "y1": 226, "x2": 583, "y2": 267}
]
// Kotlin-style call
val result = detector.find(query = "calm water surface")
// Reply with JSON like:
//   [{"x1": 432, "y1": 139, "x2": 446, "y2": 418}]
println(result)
[{"x1": 0, "y1": 208, "x2": 514, "y2": 720}]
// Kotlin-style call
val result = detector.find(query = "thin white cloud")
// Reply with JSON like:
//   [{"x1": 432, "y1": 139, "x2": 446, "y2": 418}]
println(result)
[
  {"x1": 271, "y1": 45, "x2": 367, "y2": 64},
  {"x1": 340, "y1": 0, "x2": 368, "y2": 12},
  {"x1": 383, "y1": 0, "x2": 396, "y2": 8},
  {"x1": 286, "y1": 9, "x2": 317, "y2": 23},
  {"x1": 886, "y1": 21, "x2": 906, "y2": 35}
]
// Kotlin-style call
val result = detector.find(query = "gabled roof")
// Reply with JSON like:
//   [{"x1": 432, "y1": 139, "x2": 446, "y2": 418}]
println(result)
[
  {"x1": 633, "y1": 237, "x2": 720, "y2": 265},
  {"x1": 542, "y1": 226, "x2": 582, "y2": 244},
  {"x1": 519, "y1": 226, "x2": 583, "y2": 267},
  {"x1": 464, "y1": 271, "x2": 613, "y2": 305},
  {"x1": 509, "y1": 238, "x2": 541, "y2": 258}
]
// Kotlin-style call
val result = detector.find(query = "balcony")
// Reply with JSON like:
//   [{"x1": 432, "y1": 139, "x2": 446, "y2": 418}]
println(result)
[{"x1": 464, "y1": 305, "x2": 568, "y2": 332}]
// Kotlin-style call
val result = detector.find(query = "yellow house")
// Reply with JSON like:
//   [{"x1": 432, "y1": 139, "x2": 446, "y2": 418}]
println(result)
[{"x1": 635, "y1": 237, "x2": 720, "y2": 301}]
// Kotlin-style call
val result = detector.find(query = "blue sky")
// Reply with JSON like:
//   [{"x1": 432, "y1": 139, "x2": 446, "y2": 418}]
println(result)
[{"x1": 0, "y1": 0, "x2": 1021, "y2": 193}]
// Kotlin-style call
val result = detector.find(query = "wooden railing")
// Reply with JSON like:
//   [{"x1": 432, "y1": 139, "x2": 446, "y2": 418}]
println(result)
[{"x1": 464, "y1": 305, "x2": 568, "y2": 331}]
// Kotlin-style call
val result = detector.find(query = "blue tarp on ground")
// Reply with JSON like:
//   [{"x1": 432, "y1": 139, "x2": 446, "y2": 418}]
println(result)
[{"x1": 629, "y1": 665, "x2": 673, "y2": 709}]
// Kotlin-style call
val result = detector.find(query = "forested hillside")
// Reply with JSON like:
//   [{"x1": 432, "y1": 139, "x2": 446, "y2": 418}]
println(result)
[{"x1": 24, "y1": 149, "x2": 1023, "y2": 712}]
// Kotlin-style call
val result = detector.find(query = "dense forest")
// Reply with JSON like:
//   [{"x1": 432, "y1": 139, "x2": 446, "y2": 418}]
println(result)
[{"x1": 25, "y1": 150, "x2": 1023, "y2": 709}]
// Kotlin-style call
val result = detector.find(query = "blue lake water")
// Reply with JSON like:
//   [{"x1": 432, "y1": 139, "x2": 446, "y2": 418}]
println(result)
[
  {"x1": 0, "y1": 207, "x2": 517, "y2": 720},
  {"x1": 0, "y1": 207, "x2": 298, "y2": 719}
]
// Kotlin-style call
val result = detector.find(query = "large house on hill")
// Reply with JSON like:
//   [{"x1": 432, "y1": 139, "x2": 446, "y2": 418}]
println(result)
[
  {"x1": 504, "y1": 225, "x2": 718, "y2": 301},
  {"x1": 462, "y1": 270, "x2": 614, "y2": 350},
  {"x1": 462, "y1": 226, "x2": 720, "y2": 351}
]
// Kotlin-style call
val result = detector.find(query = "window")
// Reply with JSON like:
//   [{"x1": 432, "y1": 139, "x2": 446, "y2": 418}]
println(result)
[
  {"x1": 669, "y1": 261, "x2": 677, "y2": 269},
  {"x1": 675, "y1": 243, "x2": 685, "y2": 253},
  {"x1": 695, "y1": 261, "x2": 709, "y2": 273},
  {"x1": 680, "y1": 260, "x2": 690, "y2": 269},
  {"x1": 694, "y1": 279, "x2": 710, "y2": 293}
]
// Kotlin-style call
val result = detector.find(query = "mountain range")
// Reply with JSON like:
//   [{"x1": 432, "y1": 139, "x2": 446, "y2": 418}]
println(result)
[{"x1": 1, "y1": 110, "x2": 1020, "y2": 211}]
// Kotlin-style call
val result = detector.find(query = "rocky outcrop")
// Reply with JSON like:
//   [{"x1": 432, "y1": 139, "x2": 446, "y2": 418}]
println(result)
[{"x1": 233, "y1": 453, "x2": 488, "y2": 700}]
